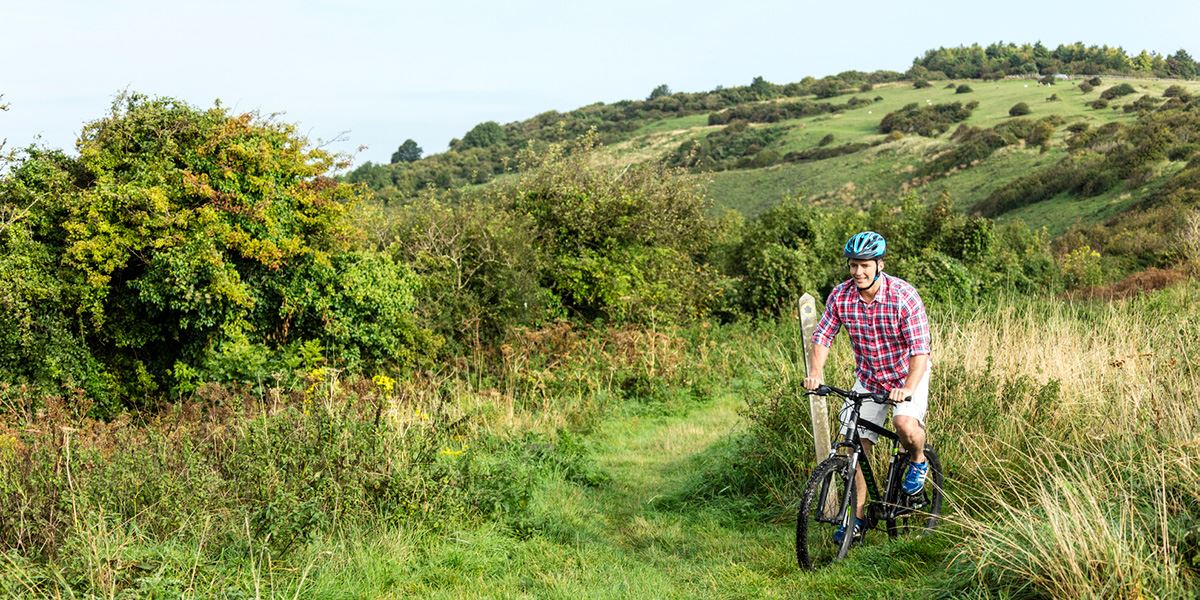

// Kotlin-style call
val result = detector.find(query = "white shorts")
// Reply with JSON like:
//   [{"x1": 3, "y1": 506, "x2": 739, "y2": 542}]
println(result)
[{"x1": 838, "y1": 367, "x2": 930, "y2": 445}]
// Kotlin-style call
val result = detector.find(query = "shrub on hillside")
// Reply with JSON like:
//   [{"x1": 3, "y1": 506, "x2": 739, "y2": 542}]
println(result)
[
  {"x1": 1124, "y1": 95, "x2": 1161, "y2": 113},
  {"x1": 1163, "y1": 84, "x2": 1188, "y2": 98},
  {"x1": 956, "y1": 84, "x2": 974, "y2": 94},
  {"x1": 879, "y1": 102, "x2": 974, "y2": 137},
  {"x1": 1090, "y1": 99, "x2": 1109, "y2": 109},
  {"x1": 1079, "y1": 82, "x2": 1094, "y2": 93},
  {"x1": 1087, "y1": 76, "x2": 1103, "y2": 86},
  {"x1": 667, "y1": 122, "x2": 787, "y2": 171},
  {"x1": 818, "y1": 133, "x2": 834, "y2": 146},
  {"x1": 1100, "y1": 83, "x2": 1137, "y2": 100},
  {"x1": 914, "y1": 80, "x2": 932, "y2": 89},
  {"x1": 1010, "y1": 102, "x2": 1031, "y2": 116}
]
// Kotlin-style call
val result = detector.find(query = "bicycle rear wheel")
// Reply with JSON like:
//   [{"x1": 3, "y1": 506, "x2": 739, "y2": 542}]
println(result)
[
  {"x1": 796, "y1": 456, "x2": 856, "y2": 569},
  {"x1": 886, "y1": 445, "x2": 944, "y2": 537}
]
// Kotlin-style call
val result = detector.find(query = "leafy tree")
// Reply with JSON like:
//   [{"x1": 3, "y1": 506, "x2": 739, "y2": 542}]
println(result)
[
  {"x1": 1010, "y1": 102, "x2": 1031, "y2": 116},
  {"x1": 648, "y1": 84, "x2": 672, "y2": 100},
  {"x1": 812, "y1": 79, "x2": 843, "y2": 99},
  {"x1": 460, "y1": 121, "x2": 507, "y2": 149},
  {"x1": 390, "y1": 139, "x2": 422, "y2": 163}
]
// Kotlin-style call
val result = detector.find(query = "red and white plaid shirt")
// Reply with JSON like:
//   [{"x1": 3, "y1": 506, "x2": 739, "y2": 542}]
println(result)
[{"x1": 812, "y1": 273, "x2": 931, "y2": 394}]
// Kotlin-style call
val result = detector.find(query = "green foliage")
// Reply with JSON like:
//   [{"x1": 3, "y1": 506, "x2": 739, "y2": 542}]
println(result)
[
  {"x1": 0, "y1": 94, "x2": 434, "y2": 412},
  {"x1": 1100, "y1": 82, "x2": 1137, "y2": 100},
  {"x1": 879, "y1": 102, "x2": 974, "y2": 137},
  {"x1": 503, "y1": 140, "x2": 724, "y2": 323},
  {"x1": 912, "y1": 42, "x2": 1199, "y2": 79},
  {"x1": 1088, "y1": 76, "x2": 1104, "y2": 86},
  {"x1": 975, "y1": 97, "x2": 1200, "y2": 221},
  {"x1": 459, "y1": 121, "x2": 507, "y2": 149},
  {"x1": 818, "y1": 133, "x2": 835, "y2": 146},
  {"x1": 1060, "y1": 245, "x2": 1104, "y2": 288},
  {"x1": 956, "y1": 84, "x2": 974, "y2": 94},
  {"x1": 1079, "y1": 82, "x2": 1095, "y2": 93},
  {"x1": 390, "y1": 139, "x2": 422, "y2": 163},
  {"x1": 666, "y1": 122, "x2": 787, "y2": 172},
  {"x1": 1009, "y1": 102, "x2": 1031, "y2": 116},
  {"x1": 648, "y1": 84, "x2": 672, "y2": 100},
  {"x1": 1163, "y1": 84, "x2": 1191, "y2": 99},
  {"x1": 727, "y1": 199, "x2": 858, "y2": 314},
  {"x1": 707, "y1": 96, "x2": 872, "y2": 125},
  {"x1": 913, "y1": 80, "x2": 932, "y2": 89},
  {"x1": 379, "y1": 198, "x2": 560, "y2": 350}
]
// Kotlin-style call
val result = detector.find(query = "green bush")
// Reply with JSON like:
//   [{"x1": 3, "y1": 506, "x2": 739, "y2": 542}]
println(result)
[
  {"x1": 1079, "y1": 82, "x2": 1094, "y2": 93},
  {"x1": 818, "y1": 133, "x2": 835, "y2": 146},
  {"x1": 1010, "y1": 102, "x2": 1031, "y2": 116},
  {"x1": 1100, "y1": 83, "x2": 1137, "y2": 100},
  {"x1": 879, "y1": 102, "x2": 974, "y2": 137},
  {"x1": 503, "y1": 140, "x2": 726, "y2": 324},
  {"x1": 956, "y1": 84, "x2": 974, "y2": 94},
  {"x1": 914, "y1": 80, "x2": 932, "y2": 89},
  {"x1": 667, "y1": 122, "x2": 787, "y2": 171},
  {"x1": 380, "y1": 199, "x2": 559, "y2": 351},
  {"x1": 0, "y1": 94, "x2": 435, "y2": 412}
]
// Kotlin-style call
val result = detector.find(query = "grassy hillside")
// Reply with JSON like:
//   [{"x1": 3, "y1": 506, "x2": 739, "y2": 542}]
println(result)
[{"x1": 624, "y1": 78, "x2": 1199, "y2": 221}]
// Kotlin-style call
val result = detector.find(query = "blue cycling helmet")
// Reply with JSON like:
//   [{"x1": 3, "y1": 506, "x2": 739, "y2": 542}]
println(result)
[{"x1": 843, "y1": 231, "x2": 886, "y2": 260}]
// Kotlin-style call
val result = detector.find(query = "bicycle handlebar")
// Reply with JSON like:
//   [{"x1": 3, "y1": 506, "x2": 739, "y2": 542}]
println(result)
[{"x1": 803, "y1": 384, "x2": 911, "y2": 404}]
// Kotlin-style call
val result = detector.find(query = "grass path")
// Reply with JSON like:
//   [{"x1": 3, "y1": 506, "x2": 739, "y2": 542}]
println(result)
[{"x1": 314, "y1": 394, "x2": 956, "y2": 598}]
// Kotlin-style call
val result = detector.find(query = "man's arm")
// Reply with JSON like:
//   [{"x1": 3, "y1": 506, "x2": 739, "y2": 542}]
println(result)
[
  {"x1": 888, "y1": 353, "x2": 929, "y2": 402},
  {"x1": 888, "y1": 289, "x2": 932, "y2": 402},
  {"x1": 804, "y1": 342, "x2": 831, "y2": 390},
  {"x1": 804, "y1": 293, "x2": 841, "y2": 390}
]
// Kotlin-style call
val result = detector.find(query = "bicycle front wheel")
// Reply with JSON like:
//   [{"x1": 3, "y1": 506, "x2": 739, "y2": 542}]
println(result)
[{"x1": 796, "y1": 455, "x2": 856, "y2": 569}]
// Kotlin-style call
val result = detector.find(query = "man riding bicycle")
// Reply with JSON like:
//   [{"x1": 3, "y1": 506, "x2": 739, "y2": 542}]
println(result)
[{"x1": 802, "y1": 231, "x2": 932, "y2": 545}]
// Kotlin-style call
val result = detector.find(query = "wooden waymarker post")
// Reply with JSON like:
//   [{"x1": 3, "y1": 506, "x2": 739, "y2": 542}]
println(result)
[
  {"x1": 799, "y1": 293, "x2": 837, "y2": 517},
  {"x1": 798, "y1": 294, "x2": 830, "y2": 463}
]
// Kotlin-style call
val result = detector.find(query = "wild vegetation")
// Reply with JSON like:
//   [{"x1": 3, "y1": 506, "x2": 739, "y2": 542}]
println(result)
[{"x1": 2, "y1": 41, "x2": 1200, "y2": 597}]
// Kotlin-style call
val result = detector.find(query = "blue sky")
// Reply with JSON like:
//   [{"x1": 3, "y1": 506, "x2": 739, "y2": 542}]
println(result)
[{"x1": 2, "y1": 0, "x2": 1197, "y2": 167}]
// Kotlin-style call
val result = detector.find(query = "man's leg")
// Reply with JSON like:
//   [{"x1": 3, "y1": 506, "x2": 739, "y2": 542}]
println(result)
[
  {"x1": 893, "y1": 416, "x2": 925, "y2": 463},
  {"x1": 853, "y1": 438, "x2": 873, "y2": 518}
]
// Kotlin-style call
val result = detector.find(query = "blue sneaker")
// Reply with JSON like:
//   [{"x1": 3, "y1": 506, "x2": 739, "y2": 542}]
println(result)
[
  {"x1": 833, "y1": 517, "x2": 865, "y2": 545},
  {"x1": 903, "y1": 460, "x2": 929, "y2": 495}
]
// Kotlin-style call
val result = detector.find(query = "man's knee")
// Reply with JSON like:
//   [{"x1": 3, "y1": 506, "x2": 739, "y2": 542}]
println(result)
[{"x1": 893, "y1": 415, "x2": 923, "y2": 437}]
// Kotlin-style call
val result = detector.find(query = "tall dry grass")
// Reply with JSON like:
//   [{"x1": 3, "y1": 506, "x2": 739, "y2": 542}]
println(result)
[{"x1": 931, "y1": 285, "x2": 1200, "y2": 598}]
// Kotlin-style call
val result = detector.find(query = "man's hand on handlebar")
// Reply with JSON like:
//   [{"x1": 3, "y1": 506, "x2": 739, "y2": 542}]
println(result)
[
  {"x1": 803, "y1": 374, "x2": 824, "y2": 391},
  {"x1": 888, "y1": 386, "x2": 914, "y2": 404}
]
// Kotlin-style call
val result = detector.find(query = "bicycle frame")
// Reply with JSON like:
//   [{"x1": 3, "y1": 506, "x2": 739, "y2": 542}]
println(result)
[{"x1": 818, "y1": 393, "x2": 918, "y2": 528}]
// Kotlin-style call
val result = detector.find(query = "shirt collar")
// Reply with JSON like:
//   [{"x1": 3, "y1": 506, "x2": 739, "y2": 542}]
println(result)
[{"x1": 855, "y1": 272, "x2": 889, "y2": 304}]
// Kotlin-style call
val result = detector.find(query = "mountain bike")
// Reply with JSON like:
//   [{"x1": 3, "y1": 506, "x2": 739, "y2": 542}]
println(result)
[{"x1": 795, "y1": 384, "x2": 944, "y2": 569}]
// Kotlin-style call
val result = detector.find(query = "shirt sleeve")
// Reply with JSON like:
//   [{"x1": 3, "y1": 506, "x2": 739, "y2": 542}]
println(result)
[
  {"x1": 900, "y1": 290, "x2": 931, "y2": 355},
  {"x1": 811, "y1": 290, "x2": 841, "y2": 348}
]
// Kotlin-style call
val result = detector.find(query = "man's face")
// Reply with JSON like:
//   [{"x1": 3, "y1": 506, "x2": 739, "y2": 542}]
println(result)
[{"x1": 849, "y1": 259, "x2": 881, "y2": 288}]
